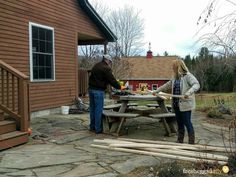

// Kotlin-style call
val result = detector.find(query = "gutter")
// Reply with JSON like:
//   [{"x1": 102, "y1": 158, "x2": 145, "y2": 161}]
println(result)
[{"x1": 78, "y1": 0, "x2": 117, "y2": 42}]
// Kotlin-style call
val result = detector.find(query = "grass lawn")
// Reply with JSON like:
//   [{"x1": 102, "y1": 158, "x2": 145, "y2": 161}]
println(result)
[
  {"x1": 130, "y1": 92, "x2": 236, "y2": 110},
  {"x1": 196, "y1": 92, "x2": 236, "y2": 111}
]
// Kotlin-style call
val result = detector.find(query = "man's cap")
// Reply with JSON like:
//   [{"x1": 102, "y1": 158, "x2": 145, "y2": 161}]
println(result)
[{"x1": 103, "y1": 54, "x2": 112, "y2": 62}]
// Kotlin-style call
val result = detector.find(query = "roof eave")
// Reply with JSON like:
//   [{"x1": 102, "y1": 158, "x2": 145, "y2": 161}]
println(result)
[{"x1": 78, "y1": 0, "x2": 117, "y2": 42}]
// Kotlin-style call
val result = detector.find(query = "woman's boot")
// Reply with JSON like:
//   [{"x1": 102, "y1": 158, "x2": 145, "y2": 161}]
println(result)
[
  {"x1": 176, "y1": 129, "x2": 185, "y2": 143},
  {"x1": 188, "y1": 132, "x2": 195, "y2": 144}
]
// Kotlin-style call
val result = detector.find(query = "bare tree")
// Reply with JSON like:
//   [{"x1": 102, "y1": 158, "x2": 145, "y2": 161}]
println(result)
[
  {"x1": 80, "y1": 45, "x2": 103, "y2": 59},
  {"x1": 196, "y1": 0, "x2": 236, "y2": 57},
  {"x1": 107, "y1": 5, "x2": 145, "y2": 57},
  {"x1": 112, "y1": 58, "x2": 132, "y2": 80},
  {"x1": 78, "y1": 56, "x2": 101, "y2": 70},
  {"x1": 80, "y1": 1, "x2": 143, "y2": 80}
]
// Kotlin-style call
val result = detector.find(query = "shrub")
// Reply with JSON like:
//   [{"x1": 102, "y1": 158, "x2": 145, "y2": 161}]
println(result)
[
  {"x1": 207, "y1": 108, "x2": 224, "y2": 119},
  {"x1": 157, "y1": 161, "x2": 188, "y2": 177}
]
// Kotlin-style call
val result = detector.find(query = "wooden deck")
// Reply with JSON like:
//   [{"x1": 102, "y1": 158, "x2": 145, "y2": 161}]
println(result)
[{"x1": 0, "y1": 60, "x2": 29, "y2": 150}]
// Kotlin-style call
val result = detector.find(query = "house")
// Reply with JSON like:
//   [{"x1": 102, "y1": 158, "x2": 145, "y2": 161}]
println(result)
[
  {"x1": 0, "y1": 0, "x2": 116, "y2": 149},
  {"x1": 122, "y1": 53, "x2": 177, "y2": 91}
]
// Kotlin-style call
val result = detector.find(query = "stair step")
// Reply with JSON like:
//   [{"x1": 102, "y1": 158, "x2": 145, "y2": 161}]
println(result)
[
  {"x1": 0, "y1": 120, "x2": 16, "y2": 135},
  {"x1": 0, "y1": 131, "x2": 28, "y2": 150}
]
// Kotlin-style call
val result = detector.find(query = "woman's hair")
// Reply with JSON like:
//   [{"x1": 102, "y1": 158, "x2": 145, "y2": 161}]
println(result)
[{"x1": 173, "y1": 59, "x2": 189, "y2": 78}]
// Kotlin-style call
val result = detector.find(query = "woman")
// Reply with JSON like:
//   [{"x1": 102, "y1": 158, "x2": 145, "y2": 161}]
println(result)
[{"x1": 154, "y1": 59, "x2": 200, "y2": 144}]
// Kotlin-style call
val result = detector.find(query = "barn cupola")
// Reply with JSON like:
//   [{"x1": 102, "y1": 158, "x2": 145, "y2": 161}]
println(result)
[{"x1": 146, "y1": 42, "x2": 153, "y2": 59}]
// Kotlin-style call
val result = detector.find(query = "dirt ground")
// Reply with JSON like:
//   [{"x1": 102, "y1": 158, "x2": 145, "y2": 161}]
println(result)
[{"x1": 117, "y1": 160, "x2": 230, "y2": 177}]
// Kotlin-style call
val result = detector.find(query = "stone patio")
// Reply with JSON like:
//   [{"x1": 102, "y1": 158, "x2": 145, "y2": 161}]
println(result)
[{"x1": 0, "y1": 110, "x2": 230, "y2": 177}]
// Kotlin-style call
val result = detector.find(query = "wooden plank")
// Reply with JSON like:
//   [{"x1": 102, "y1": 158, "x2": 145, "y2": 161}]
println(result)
[
  {"x1": 116, "y1": 117, "x2": 126, "y2": 136},
  {"x1": 149, "y1": 113, "x2": 175, "y2": 118},
  {"x1": 103, "y1": 110, "x2": 139, "y2": 118},
  {"x1": 103, "y1": 104, "x2": 121, "y2": 110},
  {"x1": 93, "y1": 139, "x2": 228, "y2": 161},
  {"x1": 0, "y1": 103, "x2": 21, "y2": 120},
  {"x1": 18, "y1": 79, "x2": 29, "y2": 131},
  {"x1": 0, "y1": 131, "x2": 28, "y2": 150},
  {"x1": 0, "y1": 131, "x2": 27, "y2": 140},
  {"x1": 0, "y1": 111, "x2": 4, "y2": 121},
  {"x1": 109, "y1": 143, "x2": 227, "y2": 152},
  {"x1": 119, "y1": 95, "x2": 164, "y2": 101},
  {"x1": 91, "y1": 144, "x2": 227, "y2": 165},
  {"x1": 146, "y1": 103, "x2": 159, "y2": 108},
  {"x1": 156, "y1": 92, "x2": 185, "y2": 98},
  {"x1": 102, "y1": 138, "x2": 230, "y2": 150},
  {"x1": 0, "y1": 120, "x2": 16, "y2": 135}
]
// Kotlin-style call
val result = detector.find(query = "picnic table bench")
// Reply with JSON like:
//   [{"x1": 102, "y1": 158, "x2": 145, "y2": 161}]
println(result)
[
  {"x1": 146, "y1": 103, "x2": 160, "y2": 108},
  {"x1": 102, "y1": 110, "x2": 140, "y2": 136},
  {"x1": 146, "y1": 104, "x2": 172, "y2": 112},
  {"x1": 103, "y1": 104, "x2": 121, "y2": 111},
  {"x1": 104, "y1": 103, "x2": 138, "y2": 111}
]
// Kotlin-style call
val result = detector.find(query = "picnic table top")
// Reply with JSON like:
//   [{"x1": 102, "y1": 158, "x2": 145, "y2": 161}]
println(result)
[{"x1": 119, "y1": 94, "x2": 165, "y2": 101}]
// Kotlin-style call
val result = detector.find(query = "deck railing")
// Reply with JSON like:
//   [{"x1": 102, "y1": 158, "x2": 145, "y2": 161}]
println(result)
[{"x1": 0, "y1": 60, "x2": 29, "y2": 132}]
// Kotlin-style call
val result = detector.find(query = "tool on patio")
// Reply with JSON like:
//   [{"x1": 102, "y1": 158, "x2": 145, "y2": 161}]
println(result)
[{"x1": 69, "y1": 97, "x2": 89, "y2": 114}]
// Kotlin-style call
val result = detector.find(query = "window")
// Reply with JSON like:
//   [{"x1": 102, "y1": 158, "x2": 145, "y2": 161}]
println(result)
[
  {"x1": 129, "y1": 85, "x2": 133, "y2": 91},
  {"x1": 139, "y1": 83, "x2": 148, "y2": 91},
  {"x1": 29, "y1": 22, "x2": 55, "y2": 81},
  {"x1": 152, "y1": 84, "x2": 158, "y2": 90}
]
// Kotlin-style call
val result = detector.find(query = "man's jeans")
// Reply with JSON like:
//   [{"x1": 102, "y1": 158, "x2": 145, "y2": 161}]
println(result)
[
  {"x1": 174, "y1": 106, "x2": 194, "y2": 134},
  {"x1": 89, "y1": 89, "x2": 104, "y2": 133}
]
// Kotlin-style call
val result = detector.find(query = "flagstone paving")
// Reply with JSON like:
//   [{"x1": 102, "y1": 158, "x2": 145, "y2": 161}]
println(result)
[{"x1": 0, "y1": 111, "x2": 230, "y2": 177}]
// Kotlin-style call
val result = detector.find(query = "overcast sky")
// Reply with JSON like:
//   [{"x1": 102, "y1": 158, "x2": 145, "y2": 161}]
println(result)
[{"x1": 89, "y1": 0, "x2": 230, "y2": 57}]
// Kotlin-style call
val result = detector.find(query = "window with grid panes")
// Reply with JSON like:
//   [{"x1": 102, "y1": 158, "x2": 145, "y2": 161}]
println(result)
[{"x1": 30, "y1": 23, "x2": 54, "y2": 81}]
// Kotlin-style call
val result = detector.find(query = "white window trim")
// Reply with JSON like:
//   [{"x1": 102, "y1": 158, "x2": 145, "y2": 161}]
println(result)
[{"x1": 29, "y1": 22, "x2": 55, "y2": 82}]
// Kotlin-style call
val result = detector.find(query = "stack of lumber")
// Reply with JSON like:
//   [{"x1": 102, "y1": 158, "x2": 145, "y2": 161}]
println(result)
[{"x1": 91, "y1": 138, "x2": 229, "y2": 165}]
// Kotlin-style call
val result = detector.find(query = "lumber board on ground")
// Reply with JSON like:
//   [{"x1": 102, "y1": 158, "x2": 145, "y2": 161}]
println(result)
[
  {"x1": 109, "y1": 143, "x2": 227, "y2": 152},
  {"x1": 91, "y1": 144, "x2": 227, "y2": 165},
  {"x1": 118, "y1": 138, "x2": 229, "y2": 151},
  {"x1": 142, "y1": 148, "x2": 228, "y2": 161}
]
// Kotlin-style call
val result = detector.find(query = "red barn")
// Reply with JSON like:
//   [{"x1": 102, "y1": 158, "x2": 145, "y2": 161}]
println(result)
[{"x1": 122, "y1": 56, "x2": 177, "y2": 91}]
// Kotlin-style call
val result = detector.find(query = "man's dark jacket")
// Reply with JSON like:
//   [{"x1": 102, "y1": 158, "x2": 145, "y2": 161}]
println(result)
[{"x1": 89, "y1": 60, "x2": 121, "y2": 91}]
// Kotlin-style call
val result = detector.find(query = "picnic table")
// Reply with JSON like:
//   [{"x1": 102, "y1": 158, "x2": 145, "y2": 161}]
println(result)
[{"x1": 103, "y1": 94, "x2": 177, "y2": 136}]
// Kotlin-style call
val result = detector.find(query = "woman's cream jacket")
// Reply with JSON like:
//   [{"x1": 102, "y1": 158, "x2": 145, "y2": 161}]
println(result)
[{"x1": 155, "y1": 72, "x2": 200, "y2": 111}]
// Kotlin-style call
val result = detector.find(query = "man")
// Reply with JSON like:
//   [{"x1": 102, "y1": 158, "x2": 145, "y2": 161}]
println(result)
[{"x1": 88, "y1": 54, "x2": 125, "y2": 134}]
